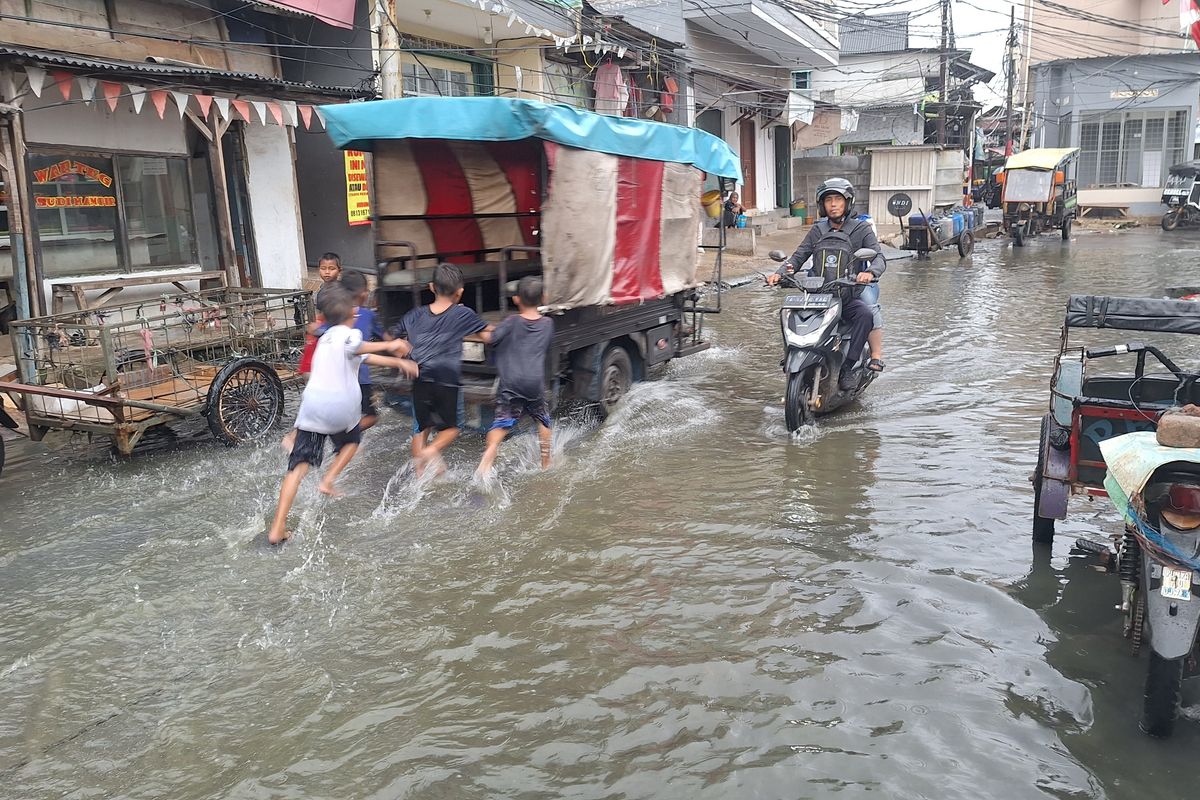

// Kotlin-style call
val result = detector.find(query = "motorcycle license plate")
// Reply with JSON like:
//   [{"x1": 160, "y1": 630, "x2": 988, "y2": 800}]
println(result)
[
  {"x1": 1161, "y1": 566, "x2": 1193, "y2": 601},
  {"x1": 784, "y1": 293, "x2": 833, "y2": 309}
]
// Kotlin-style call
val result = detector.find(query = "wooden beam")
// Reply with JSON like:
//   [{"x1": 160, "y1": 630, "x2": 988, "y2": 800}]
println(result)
[
  {"x1": 184, "y1": 109, "x2": 214, "y2": 142},
  {"x1": 207, "y1": 117, "x2": 240, "y2": 288}
]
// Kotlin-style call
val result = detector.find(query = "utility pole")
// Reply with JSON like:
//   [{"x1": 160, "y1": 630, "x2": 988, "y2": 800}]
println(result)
[
  {"x1": 937, "y1": 0, "x2": 949, "y2": 145},
  {"x1": 1004, "y1": 6, "x2": 1016, "y2": 156},
  {"x1": 375, "y1": 0, "x2": 402, "y2": 99}
]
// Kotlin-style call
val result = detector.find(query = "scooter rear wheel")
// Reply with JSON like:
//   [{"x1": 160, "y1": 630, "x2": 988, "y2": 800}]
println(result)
[
  {"x1": 785, "y1": 370, "x2": 813, "y2": 433},
  {"x1": 1162, "y1": 210, "x2": 1183, "y2": 231},
  {"x1": 1141, "y1": 650, "x2": 1183, "y2": 738}
]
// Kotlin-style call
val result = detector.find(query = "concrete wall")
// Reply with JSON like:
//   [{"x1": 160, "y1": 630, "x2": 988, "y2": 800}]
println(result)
[
  {"x1": 1030, "y1": 0, "x2": 1184, "y2": 62},
  {"x1": 242, "y1": 124, "x2": 306, "y2": 288},
  {"x1": 792, "y1": 154, "x2": 871, "y2": 215},
  {"x1": 811, "y1": 51, "x2": 938, "y2": 108}
]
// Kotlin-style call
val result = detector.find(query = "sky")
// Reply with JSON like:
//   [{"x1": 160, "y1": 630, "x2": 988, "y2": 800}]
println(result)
[{"x1": 902, "y1": 0, "x2": 1023, "y2": 106}]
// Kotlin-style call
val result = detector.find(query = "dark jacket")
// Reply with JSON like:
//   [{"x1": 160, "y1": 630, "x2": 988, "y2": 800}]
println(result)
[{"x1": 776, "y1": 217, "x2": 887, "y2": 279}]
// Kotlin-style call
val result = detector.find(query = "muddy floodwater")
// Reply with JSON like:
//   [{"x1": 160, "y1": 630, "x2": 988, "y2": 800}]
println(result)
[{"x1": 3, "y1": 228, "x2": 1200, "y2": 798}]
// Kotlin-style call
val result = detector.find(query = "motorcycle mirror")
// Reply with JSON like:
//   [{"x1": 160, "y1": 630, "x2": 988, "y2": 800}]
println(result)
[
  {"x1": 767, "y1": 250, "x2": 787, "y2": 262},
  {"x1": 854, "y1": 248, "x2": 878, "y2": 260}
]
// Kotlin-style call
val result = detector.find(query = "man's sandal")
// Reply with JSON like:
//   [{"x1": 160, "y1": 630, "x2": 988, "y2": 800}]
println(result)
[{"x1": 868, "y1": 358, "x2": 886, "y2": 372}]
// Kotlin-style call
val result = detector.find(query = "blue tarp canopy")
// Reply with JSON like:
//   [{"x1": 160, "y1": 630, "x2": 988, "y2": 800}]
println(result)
[{"x1": 319, "y1": 97, "x2": 743, "y2": 182}]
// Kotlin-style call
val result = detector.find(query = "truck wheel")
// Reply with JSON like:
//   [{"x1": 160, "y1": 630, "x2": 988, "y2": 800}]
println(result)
[
  {"x1": 598, "y1": 346, "x2": 632, "y2": 418},
  {"x1": 1061, "y1": 217, "x2": 1073, "y2": 240},
  {"x1": 206, "y1": 357, "x2": 285, "y2": 446},
  {"x1": 784, "y1": 370, "x2": 813, "y2": 432},
  {"x1": 1141, "y1": 651, "x2": 1184, "y2": 738},
  {"x1": 1033, "y1": 414, "x2": 1056, "y2": 544},
  {"x1": 1013, "y1": 223, "x2": 1026, "y2": 247},
  {"x1": 1162, "y1": 210, "x2": 1182, "y2": 231}
]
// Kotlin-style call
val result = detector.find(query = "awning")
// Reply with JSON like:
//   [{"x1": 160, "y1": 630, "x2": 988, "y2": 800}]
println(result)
[
  {"x1": 320, "y1": 97, "x2": 743, "y2": 180},
  {"x1": 246, "y1": 0, "x2": 355, "y2": 29},
  {"x1": 1005, "y1": 147, "x2": 1080, "y2": 171},
  {"x1": 683, "y1": 0, "x2": 837, "y2": 67}
]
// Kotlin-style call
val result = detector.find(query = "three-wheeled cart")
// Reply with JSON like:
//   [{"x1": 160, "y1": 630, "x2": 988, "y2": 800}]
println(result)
[
  {"x1": 1000, "y1": 147, "x2": 1079, "y2": 246},
  {"x1": 318, "y1": 96, "x2": 742, "y2": 427},
  {"x1": 1160, "y1": 160, "x2": 1200, "y2": 230},
  {"x1": 886, "y1": 191, "x2": 987, "y2": 259},
  {"x1": 0, "y1": 287, "x2": 312, "y2": 455},
  {"x1": 1032, "y1": 294, "x2": 1200, "y2": 543}
]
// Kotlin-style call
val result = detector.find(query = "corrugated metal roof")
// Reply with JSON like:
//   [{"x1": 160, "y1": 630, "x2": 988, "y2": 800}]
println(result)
[
  {"x1": 839, "y1": 12, "x2": 909, "y2": 55},
  {"x1": 0, "y1": 45, "x2": 364, "y2": 97}
]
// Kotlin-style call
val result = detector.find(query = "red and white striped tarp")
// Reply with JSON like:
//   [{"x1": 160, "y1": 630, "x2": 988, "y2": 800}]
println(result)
[{"x1": 373, "y1": 139, "x2": 703, "y2": 310}]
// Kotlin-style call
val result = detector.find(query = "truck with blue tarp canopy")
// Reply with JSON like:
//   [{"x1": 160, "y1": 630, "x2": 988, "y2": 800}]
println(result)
[{"x1": 318, "y1": 97, "x2": 742, "y2": 425}]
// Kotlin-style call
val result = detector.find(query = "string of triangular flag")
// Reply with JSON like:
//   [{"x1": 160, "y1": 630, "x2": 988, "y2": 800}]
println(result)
[
  {"x1": 469, "y1": 0, "x2": 626, "y2": 58},
  {"x1": 21, "y1": 65, "x2": 328, "y2": 130}
]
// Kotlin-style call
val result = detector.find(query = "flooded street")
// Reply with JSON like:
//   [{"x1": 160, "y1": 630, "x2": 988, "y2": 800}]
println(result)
[{"x1": 4, "y1": 228, "x2": 1200, "y2": 798}]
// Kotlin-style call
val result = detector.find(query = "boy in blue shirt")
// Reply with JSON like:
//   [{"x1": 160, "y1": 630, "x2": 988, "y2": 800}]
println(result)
[
  {"x1": 393, "y1": 263, "x2": 493, "y2": 476},
  {"x1": 339, "y1": 270, "x2": 384, "y2": 431}
]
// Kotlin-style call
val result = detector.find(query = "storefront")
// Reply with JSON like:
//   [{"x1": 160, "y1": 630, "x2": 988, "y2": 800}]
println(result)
[{"x1": 0, "y1": 45, "x2": 361, "y2": 321}]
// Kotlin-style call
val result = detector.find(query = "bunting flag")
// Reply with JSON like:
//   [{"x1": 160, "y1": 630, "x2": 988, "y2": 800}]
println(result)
[
  {"x1": 299, "y1": 104, "x2": 314, "y2": 129},
  {"x1": 267, "y1": 102, "x2": 284, "y2": 126},
  {"x1": 214, "y1": 96, "x2": 230, "y2": 121},
  {"x1": 195, "y1": 94, "x2": 214, "y2": 119},
  {"x1": 170, "y1": 91, "x2": 190, "y2": 119},
  {"x1": 77, "y1": 77, "x2": 96, "y2": 105},
  {"x1": 279, "y1": 100, "x2": 298, "y2": 127},
  {"x1": 232, "y1": 99, "x2": 251, "y2": 122},
  {"x1": 24, "y1": 65, "x2": 46, "y2": 97},
  {"x1": 127, "y1": 83, "x2": 146, "y2": 114},
  {"x1": 251, "y1": 100, "x2": 267, "y2": 125},
  {"x1": 52, "y1": 70, "x2": 74, "y2": 100},
  {"x1": 149, "y1": 89, "x2": 169, "y2": 119},
  {"x1": 101, "y1": 81, "x2": 121, "y2": 112},
  {"x1": 314, "y1": 107, "x2": 326, "y2": 129}
]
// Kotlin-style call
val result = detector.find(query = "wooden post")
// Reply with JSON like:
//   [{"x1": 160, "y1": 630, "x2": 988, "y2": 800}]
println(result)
[
  {"x1": 0, "y1": 115, "x2": 31, "y2": 320},
  {"x1": 3, "y1": 110, "x2": 42, "y2": 317},
  {"x1": 208, "y1": 115, "x2": 240, "y2": 288}
]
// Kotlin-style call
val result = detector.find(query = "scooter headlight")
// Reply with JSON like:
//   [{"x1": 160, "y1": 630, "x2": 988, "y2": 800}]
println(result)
[{"x1": 781, "y1": 305, "x2": 838, "y2": 348}]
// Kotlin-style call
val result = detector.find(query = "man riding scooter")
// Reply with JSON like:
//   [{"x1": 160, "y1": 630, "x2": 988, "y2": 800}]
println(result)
[{"x1": 767, "y1": 178, "x2": 886, "y2": 389}]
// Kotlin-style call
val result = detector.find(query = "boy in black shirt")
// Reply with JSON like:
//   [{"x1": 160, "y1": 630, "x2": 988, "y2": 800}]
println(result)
[
  {"x1": 477, "y1": 276, "x2": 554, "y2": 476},
  {"x1": 394, "y1": 263, "x2": 493, "y2": 476}
]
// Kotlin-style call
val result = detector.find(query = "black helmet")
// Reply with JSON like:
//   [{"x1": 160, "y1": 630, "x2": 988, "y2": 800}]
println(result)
[{"x1": 815, "y1": 178, "x2": 855, "y2": 221}]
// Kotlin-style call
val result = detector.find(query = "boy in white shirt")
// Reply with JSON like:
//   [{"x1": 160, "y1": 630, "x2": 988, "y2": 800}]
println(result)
[{"x1": 268, "y1": 285, "x2": 417, "y2": 545}]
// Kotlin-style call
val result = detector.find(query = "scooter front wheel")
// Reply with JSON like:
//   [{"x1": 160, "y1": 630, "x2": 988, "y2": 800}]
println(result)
[
  {"x1": 1162, "y1": 210, "x2": 1183, "y2": 231},
  {"x1": 785, "y1": 370, "x2": 813, "y2": 432}
]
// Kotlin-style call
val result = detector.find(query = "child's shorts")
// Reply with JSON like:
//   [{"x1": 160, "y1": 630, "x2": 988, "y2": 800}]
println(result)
[
  {"x1": 287, "y1": 427, "x2": 361, "y2": 472},
  {"x1": 361, "y1": 384, "x2": 378, "y2": 418},
  {"x1": 490, "y1": 396, "x2": 552, "y2": 431},
  {"x1": 412, "y1": 381, "x2": 459, "y2": 432}
]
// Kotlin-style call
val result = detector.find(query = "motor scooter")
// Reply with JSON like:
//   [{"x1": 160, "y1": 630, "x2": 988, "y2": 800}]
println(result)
[
  {"x1": 769, "y1": 248, "x2": 878, "y2": 432},
  {"x1": 1095, "y1": 430, "x2": 1200, "y2": 737}
]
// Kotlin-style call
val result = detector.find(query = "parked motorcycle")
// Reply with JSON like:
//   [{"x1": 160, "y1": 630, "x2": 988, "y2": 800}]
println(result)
[
  {"x1": 769, "y1": 248, "x2": 878, "y2": 432},
  {"x1": 1095, "y1": 430, "x2": 1200, "y2": 737},
  {"x1": 1161, "y1": 160, "x2": 1200, "y2": 231}
]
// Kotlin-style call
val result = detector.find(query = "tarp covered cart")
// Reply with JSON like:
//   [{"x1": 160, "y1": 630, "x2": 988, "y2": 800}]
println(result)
[
  {"x1": 0, "y1": 287, "x2": 313, "y2": 454},
  {"x1": 319, "y1": 97, "x2": 743, "y2": 426}
]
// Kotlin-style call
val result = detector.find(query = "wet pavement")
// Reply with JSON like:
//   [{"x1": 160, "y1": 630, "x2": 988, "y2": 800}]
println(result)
[{"x1": 3, "y1": 227, "x2": 1200, "y2": 798}]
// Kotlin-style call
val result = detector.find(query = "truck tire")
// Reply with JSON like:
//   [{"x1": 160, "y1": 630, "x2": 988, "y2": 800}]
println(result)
[
  {"x1": 598, "y1": 345, "x2": 633, "y2": 418},
  {"x1": 1033, "y1": 414, "x2": 1056, "y2": 544},
  {"x1": 1061, "y1": 217, "x2": 1072, "y2": 240},
  {"x1": 1141, "y1": 651, "x2": 1184, "y2": 738}
]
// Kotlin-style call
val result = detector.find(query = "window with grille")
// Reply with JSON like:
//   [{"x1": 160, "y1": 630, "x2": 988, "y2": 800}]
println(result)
[
  {"x1": 1077, "y1": 109, "x2": 1189, "y2": 188},
  {"x1": 401, "y1": 56, "x2": 478, "y2": 97}
]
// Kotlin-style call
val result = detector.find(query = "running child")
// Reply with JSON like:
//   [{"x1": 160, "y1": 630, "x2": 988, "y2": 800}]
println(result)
[
  {"x1": 268, "y1": 284, "x2": 416, "y2": 545},
  {"x1": 338, "y1": 270, "x2": 384, "y2": 431},
  {"x1": 476, "y1": 276, "x2": 554, "y2": 476},
  {"x1": 392, "y1": 263, "x2": 493, "y2": 476}
]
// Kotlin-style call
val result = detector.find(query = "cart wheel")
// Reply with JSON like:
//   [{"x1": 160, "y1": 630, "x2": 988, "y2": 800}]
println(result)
[
  {"x1": 1013, "y1": 222, "x2": 1027, "y2": 247},
  {"x1": 206, "y1": 357, "x2": 285, "y2": 446},
  {"x1": 1162, "y1": 210, "x2": 1182, "y2": 231},
  {"x1": 1060, "y1": 217, "x2": 1072, "y2": 240},
  {"x1": 0, "y1": 436, "x2": 5, "y2": 478},
  {"x1": 598, "y1": 345, "x2": 633, "y2": 418},
  {"x1": 957, "y1": 230, "x2": 974, "y2": 258}
]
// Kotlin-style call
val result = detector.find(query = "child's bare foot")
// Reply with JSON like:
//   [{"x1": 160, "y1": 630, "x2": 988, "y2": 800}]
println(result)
[
  {"x1": 268, "y1": 529, "x2": 291, "y2": 545},
  {"x1": 317, "y1": 480, "x2": 345, "y2": 498}
]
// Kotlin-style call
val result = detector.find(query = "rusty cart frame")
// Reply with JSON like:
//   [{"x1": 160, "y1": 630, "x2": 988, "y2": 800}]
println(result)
[{"x1": 0, "y1": 286, "x2": 313, "y2": 455}]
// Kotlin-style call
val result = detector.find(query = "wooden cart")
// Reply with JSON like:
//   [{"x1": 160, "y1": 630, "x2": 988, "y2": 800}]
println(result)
[{"x1": 0, "y1": 286, "x2": 312, "y2": 455}]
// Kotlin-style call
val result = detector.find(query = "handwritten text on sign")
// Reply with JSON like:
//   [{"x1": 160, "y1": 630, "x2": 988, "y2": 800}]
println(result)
[{"x1": 344, "y1": 150, "x2": 370, "y2": 226}]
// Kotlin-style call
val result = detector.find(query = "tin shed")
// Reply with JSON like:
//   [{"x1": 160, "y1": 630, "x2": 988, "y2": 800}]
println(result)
[{"x1": 866, "y1": 146, "x2": 965, "y2": 222}]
